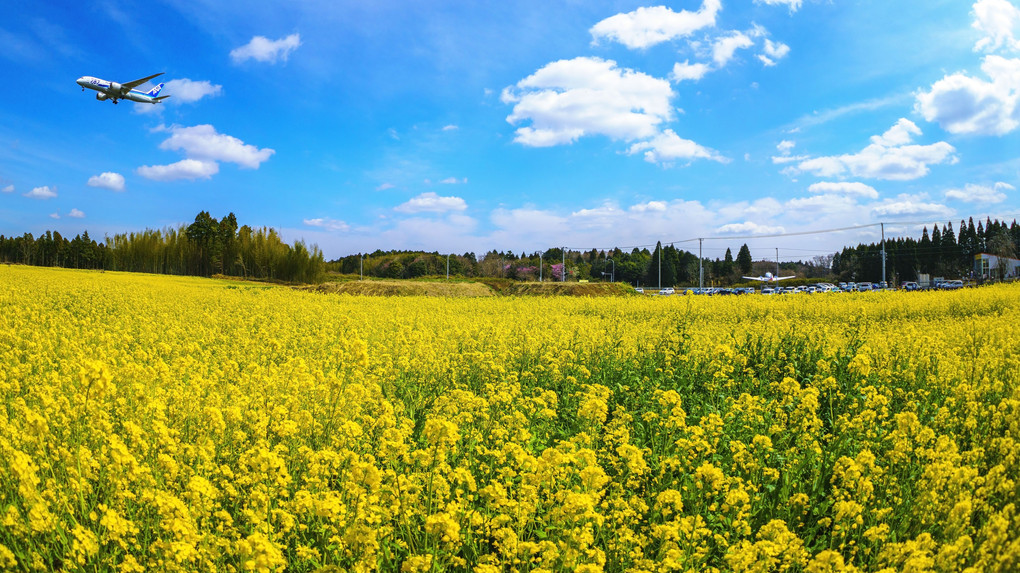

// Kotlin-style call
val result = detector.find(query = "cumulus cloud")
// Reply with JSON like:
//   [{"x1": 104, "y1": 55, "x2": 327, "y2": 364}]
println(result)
[
  {"x1": 793, "y1": 119, "x2": 956, "y2": 180},
  {"x1": 230, "y1": 33, "x2": 301, "y2": 64},
  {"x1": 807, "y1": 181, "x2": 879, "y2": 199},
  {"x1": 87, "y1": 172, "x2": 125, "y2": 192},
  {"x1": 502, "y1": 57, "x2": 674, "y2": 146},
  {"x1": 772, "y1": 139, "x2": 811, "y2": 164},
  {"x1": 49, "y1": 212, "x2": 60, "y2": 219},
  {"x1": 626, "y1": 129, "x2": 727, "y2": 166},
  {"x1": 670, "y1": 60, "x2": 711, "y2": 83},
  {"x1": 713, "y1": 31, "x2": 755, "y2": 66},
  {"x1": 24, "y1": 186, "x2": 56, "y2": 199},
  {"x1": 590, "y1": 1, "x2": 721, "y2": 49},
  {"x1": 871, "y1": 198, "x2": 954, "y2": 218},
  {"x1": 972, "y1": 0, "x2": 1020, "y2": 53},
  {"x1": 630, "y1": 200, "x2": 667, "y2": 213},
  {"x1": 715, "y1": 221, "x2": 786, "y2": 235},
  {"x1": 755, "y1": 0, "x2": 803, "y2": 12},
  {"x1": 163, "y1": 79, "x2": 223, "y2": 103},
  {"x1": 944, "y1": 182, "x2": 1013, "y2": 203},
  {"x1": 303, "y1": 217, "x2": 349, "y2": 231},
  {"x1": 155, "y1": 124, "x2": 275, "y2": 169},
  {"x1": 2, "y1": 184, "x2": 13, "y2": 193},
  {"x1": 137, "y1": 159, "x2": 219, "y2": 181},
  {"x1": 395, "y1": 192, "x2": 468, "y2": 214},
  {"x1": 758, "y1": 38, "x2": 790, "y2": 66},
  {"x1": 68, "y1": 208, "x2": 85, "y2": 218},
  {"x1": 915, "y1": 55, "x2": 1020, "y2": 136},
  {"x1": 439, "y1": 177, "x2": 467, "y2": 184}
]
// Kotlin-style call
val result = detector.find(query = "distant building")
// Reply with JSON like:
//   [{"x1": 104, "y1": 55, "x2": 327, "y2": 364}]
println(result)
[{"x1": 974, "y1": 253, "x2": 1020, "y2": 279}]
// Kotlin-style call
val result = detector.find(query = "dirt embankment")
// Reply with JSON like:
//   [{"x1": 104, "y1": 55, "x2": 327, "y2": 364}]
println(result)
[
  {"x1": 304, "y1": 280, "x2": 635, "y2": 297},
  {"x1": 306, "y1": 280, "x2": 495, "y2": 297}
]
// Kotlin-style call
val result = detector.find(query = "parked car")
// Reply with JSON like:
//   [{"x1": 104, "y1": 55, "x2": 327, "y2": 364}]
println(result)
[
  {"x1": 634, "y1": 287, "x2": 644, "y2": 294},
  {"x1": 761, "y1": 287, "x2": 775, "y2": 295},
  {"x1": 901, "y1": 281, "x2": 920, "y2": 291},
  {"x1": 659, "y1": 287, "x2": 675, "y2": 295},
  {"x1": 940, "y1": 280, "x2": 964, "y2": 290}
]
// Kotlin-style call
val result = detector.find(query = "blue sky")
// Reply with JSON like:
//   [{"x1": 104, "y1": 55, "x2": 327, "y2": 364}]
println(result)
[{"x1": 1, "y1": 0, "x2": 1019, "y2": 261}]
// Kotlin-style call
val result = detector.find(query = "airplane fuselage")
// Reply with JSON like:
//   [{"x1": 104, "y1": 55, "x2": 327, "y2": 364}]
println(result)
[{"x1": 76, "y1": 75, "x2": 166, "y2": 104}]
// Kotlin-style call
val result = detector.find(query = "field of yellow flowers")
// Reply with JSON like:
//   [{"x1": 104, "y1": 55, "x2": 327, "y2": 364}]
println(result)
[{"x1": 1, "y1": 265, "x2": 1018, "y2": 572}]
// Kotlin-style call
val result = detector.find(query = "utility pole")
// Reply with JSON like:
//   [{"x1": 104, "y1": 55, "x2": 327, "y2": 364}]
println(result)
[
  {"x1": 658, "y1": 243, "x2": 661, "y2": 290},
  {"x1": 446, "y1": 253, "x2": 450, "y2": 280},
  {"x1": 360, "y1": 254, "x2": 363, "y2": 281},
  {"x1": 562, "y1": 248, "x2": 565, "y2": 282},
  {"x1": 699, "y1": 238, "x2": 704, "y2": 289},
  {"x1": 881, "y1": 222, "x2": 887, "y2": 284},
  {"x1": 776, "y1": 248, "x2": 780, "y2": 278},
  {"x1": 539, "y1": 252, "x2": 543, "y2": 282}
]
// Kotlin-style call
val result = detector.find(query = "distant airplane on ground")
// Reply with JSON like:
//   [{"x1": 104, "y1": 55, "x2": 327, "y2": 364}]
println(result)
[
  {"x1": 743, "y1": 272, "x2": 796, "y2": 282},
  {"x1": 76, "y1": 73, "x2": 169, "y2": 104}
]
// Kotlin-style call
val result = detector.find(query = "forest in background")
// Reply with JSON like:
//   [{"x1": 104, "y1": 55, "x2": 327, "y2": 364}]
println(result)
[{"x1": 2, "y1": 213, "x2": 1018, "y2": 286}]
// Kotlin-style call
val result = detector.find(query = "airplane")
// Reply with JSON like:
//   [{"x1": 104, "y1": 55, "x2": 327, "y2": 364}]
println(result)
[
  {"x1": 76, "y1": 73, "x2": 170, "y2": 105},
  {"x1": 743, "y1": 271, "x2": 796, "y2": 282}
]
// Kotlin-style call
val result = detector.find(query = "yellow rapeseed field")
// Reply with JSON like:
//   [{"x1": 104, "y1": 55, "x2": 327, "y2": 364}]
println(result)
[{"x1": 1, "y1": 265, "x2": 1018, "y2": 572}]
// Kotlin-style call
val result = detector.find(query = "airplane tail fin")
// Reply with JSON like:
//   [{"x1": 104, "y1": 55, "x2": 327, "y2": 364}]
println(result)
[{"x1": 146, "y1": 83, "x2": 165, "y2": 97}]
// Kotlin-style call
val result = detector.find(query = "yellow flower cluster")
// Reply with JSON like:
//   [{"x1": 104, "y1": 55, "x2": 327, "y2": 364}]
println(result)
[{"x1": 1, "y1": 265, "x2": 1018, "y2": 571}]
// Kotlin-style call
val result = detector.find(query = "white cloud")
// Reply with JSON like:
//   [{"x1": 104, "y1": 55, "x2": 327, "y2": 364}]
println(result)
[
  {"x1": 807, "y1": 181, "x2": 879, "y2": 199},
  {"x1": 758, "y1": 38, "x2": 790, "y2": 67},
  {"x1": 627, "y1": 129, "x2": 727, "y2": 166},
  {"x1": 137, "y1": 159, "x2": 219, "y2": 181},
  {"x1": 629, "y1": 201, "x2": 667, "y2": 213},
  {"x1": 303, "y1": 217, "x2": 349, "y2": 231},
  {"x1": 793, "y1": 119, "x2": 957, "y2": 180},
  {"x1": 49, "y1": 212, "x2": 60, "y2": 219},
  {"x1": 439, "y1": 177, "x2": 467, "y2": 184},
  {"x1": 376, "y1": 182, "x2": 396, "y2": 191},
  {"x1": 502, "y1": 57, "x2": 674, "y2": 146},
  {"x1": 230, "y1": 33, "x2": 301, "y2": 64},
  {"x1": 713, "y1": 31, "x2": 754, "y2": 67},
  {"x1": 163, "y1": 79, "x2": 222, "y2": 103},
  {"x1": 590, "y1": 1, "x2": 721, "y2": 50},
  {"x1": 786, "y1": 194, "x2": 859, "y2": 214},
  {"x1": 716, "y1": 198, "x2": 784, "y2": 221},
  {"x1": 715, "y1": 221, "x2": 786, "y2": 235},
  {"x1": 68, "y1": 208, "x2": 85, "y2": 218},
  {"x1": 1, "y1": 184, "x2": 13, "y2": 193},
  {"x1": 24, "y1": 186, "x2": 56, "y2": 199},
  {"x1": 871, "y1": 198, "x2": 954, "y2": 219},
  {"x1": 755, "y1": 0, "x2": 803, "y2": 12},
  {"x1": 670, "y1": 60, "x2": 711, "y2": 83},
  {"x1": 972, "y1": 0, "x2": 1020, "y2": 53},
  {"x1": 87, "y1": 172, "x2": 125, "y2": 192},
  {"x1": 395, "y1": 192, "x2": 468, "y2": 214},
  {"x1": 156, "y1": 124, "x2": 275, "y2": 169},
  {"x1": 944, "y1": 182, "x2": 1012, "y2": 203},
  {"x1": 915, "y1": 55, "x2": 1020, "y2": 136},
  {"x1": 442, "y1": 124, "x2": 459, "y2": 131}
]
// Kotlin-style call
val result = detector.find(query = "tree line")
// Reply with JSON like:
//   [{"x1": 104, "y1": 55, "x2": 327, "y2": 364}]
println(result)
[
  {"x1": 832, "y1": 217, "x2": 1020, "y2": 283},
  {"x1": 328, "y1": 242, "x2": 764, "y2": 286},
  {"x1": 0, "y1": 211, "x2": 325, "y2": 283}
]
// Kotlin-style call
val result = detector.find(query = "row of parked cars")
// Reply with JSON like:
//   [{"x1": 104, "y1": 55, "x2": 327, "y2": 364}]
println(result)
[{"x1": 638, "y1": 280, "x2": 968, "y2": 295}]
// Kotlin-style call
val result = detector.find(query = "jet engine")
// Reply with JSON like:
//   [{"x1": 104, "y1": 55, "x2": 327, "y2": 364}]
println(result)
[
  {"x1": 96, "y1": 93, "x2": 109, "y2": 101},
  {"x1": 109, "y1": 82, "x2": 124, "y2": 94}
]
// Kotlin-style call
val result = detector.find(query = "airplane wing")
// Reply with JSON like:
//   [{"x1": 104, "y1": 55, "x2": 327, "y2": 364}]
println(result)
[
  {"x1": 775, "y1": 276, "x2": 796, "y2": 281},
  {"x1": 121, "y1": 72, "x2": 164, "y2": 91},
  {"x1": 742, "y1": 276, "x2": 765, "y2": 282}
]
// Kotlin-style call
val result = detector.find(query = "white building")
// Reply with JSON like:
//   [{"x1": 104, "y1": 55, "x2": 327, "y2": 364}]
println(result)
[{"x1": 974, "y1": 253, "x2": 1020, "y2": 279}]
